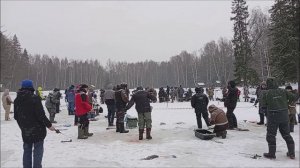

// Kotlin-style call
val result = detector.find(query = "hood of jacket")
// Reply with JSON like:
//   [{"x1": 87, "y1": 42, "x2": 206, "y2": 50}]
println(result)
[
  {"x1": 208, "y1": 104, "x2": 218, "y2": 113},
  {"x1": 266, "y1": 77, "x2": 279, "y2": 89}
]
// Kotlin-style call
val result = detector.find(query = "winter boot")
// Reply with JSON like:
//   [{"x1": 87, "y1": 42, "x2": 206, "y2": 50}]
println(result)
[
  {"x1": 263, "y1": 145, "x2": 276, "y2": 159},
  {"x1": 221, "y1": 131, "x2": 227, "y2": 139},
  {"x1": 84, "y1": 126, "x2": 93, "y2": 137},
  {"x1": 120, "y1": 123, "x2": 129, "y2": 133},
  {"x1": 286, "y1": 144, "x2": 295, "y2": 159},
  {"x1": 289, "y1": 124, "x2": 294, "y2": 133},
  {"x1": 116, "y1": 123, "x2": 120, "y2": 133},
  {"x1": 78, "y1": 126, "x2": 88, "y2": 139},
  {"x1": 139, "y1": 129, "x2": 144, "y2": 140},
  {"x1": 257, "y1": 114, "x2": 264, "y2": 125},
  {"x1": 146, "y1": 128, "x2": 152, "y2": 140}
]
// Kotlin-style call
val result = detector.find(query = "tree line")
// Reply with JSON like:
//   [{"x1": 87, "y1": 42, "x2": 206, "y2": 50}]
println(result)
[{"x1": 1, "y1": 0, "x2": 299, "y2": 91}]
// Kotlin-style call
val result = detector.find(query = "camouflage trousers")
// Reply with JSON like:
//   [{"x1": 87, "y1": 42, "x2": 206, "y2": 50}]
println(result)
[
  {"x1": 138, "y1": 112, "x2": 152, "y2": 129},
  {"x1": 116, "y1": 110, "x2": 126, "y2": 124}
]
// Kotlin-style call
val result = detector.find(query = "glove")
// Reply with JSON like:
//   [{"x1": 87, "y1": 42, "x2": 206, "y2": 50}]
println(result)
[{"x1": 48, "y1": 126, "x2": 56, "y2": 131}]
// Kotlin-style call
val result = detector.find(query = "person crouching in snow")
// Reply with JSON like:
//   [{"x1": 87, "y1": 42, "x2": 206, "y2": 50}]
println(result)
[
  {"x1": 75, "y1": 84, "x2": 93, "y2": 139},
  {"x1": 125, "y1": 86, "x2": 157, "y2": 140},
  {"x1": 208, "y1": 105, "x2": 228, "y2": 139}
]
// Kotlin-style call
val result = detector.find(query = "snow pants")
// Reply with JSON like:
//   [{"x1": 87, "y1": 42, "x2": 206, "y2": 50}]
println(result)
[
  {"x1": 138, "y1": 112, "x2": 152, "y2": 129},
  {"x1": 226, "y1": 107, "x2": 237, "y2": 129},
  {"x1": 46, "y1": 107, "x2": 56, "y2": 123},
  {"x1": 195, "y1": 110, "x2": 210, "y2": 129},
  {"x1": 79, "y1": 114, "x2": 89, "y2": 129},
  {"x1": 116, "y1": 110, "x2": 125, "y2": 125},
  {"x1": 266, "y1": 121, "x2": 294, "y2": 152}
]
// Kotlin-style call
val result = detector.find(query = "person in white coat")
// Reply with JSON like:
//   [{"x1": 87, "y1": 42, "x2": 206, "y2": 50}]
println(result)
[{"x1": 2, "y1": 89, "x2": 13, "y2": 121}]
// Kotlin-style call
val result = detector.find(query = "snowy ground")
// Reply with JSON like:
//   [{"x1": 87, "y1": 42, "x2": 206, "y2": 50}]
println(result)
[{"x1": 1, "y1": 88, "x2": 299, "y2": 167}]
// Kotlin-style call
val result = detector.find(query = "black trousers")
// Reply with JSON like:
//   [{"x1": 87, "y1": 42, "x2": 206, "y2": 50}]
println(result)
[
  {"x1": 78, "y1": 114, "x2": 89, "y2": 129},
  {"x1": 226, "y1": 107, "x2": 237, "y2": 128},
  {"x1": 116, "y1": 110, "x2": 125, "y2": 124},
  {"x1": 266, "y1": 121, "x2": 294, "y2": 147},
  {"x1": 195, "y1": 110, "x2": 210, "y2": 129},
  {"x1": 214, "y1": 123, "x2": 228, "y2": 133}
]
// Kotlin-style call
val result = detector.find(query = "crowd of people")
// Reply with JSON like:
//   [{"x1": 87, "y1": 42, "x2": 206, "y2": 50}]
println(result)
[{"x1": 1, "y1": 77, "x2": 299, "y2": 167}]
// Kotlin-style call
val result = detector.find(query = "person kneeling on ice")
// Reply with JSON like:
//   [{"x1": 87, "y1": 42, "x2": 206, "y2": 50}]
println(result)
[
  {"x1": 125, "y1": 86, "x2": 157, "y2": 140},
  {"x1": 75, "y1": 84, "x2": 93, "y2": 139},
  {"x1": 260, "y1": 77, "x2": 298, "y2": 159},
  {"x1": 208, "y1": 105, "x2": 228, "y2": 139}
]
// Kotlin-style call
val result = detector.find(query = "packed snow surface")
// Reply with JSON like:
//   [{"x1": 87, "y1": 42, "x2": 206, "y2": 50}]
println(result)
[{"x1": 1, "y1": 88, "x2": 299, "y2": 167}]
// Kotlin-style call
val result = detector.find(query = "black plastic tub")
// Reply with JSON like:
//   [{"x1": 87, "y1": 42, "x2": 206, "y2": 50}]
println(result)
[{"x1": 194, "y1": 129, "x2": 215, "y2": 140}]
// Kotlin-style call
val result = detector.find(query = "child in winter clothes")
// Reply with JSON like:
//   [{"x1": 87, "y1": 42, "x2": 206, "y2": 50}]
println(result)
[{"x1": 2, "y1": 89, "x2": 13, "y2": 121}]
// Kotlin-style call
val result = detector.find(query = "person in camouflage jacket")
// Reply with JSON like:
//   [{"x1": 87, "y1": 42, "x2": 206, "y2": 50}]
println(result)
[
  {"x1": 260, "y1": 77, "x2": 298, "y2": 159},
  {"x1": 285, "y1": 86, "x2": 298, "y2": 133}
]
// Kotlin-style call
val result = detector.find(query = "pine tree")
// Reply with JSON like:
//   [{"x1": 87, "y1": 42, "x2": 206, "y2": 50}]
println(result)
[
  {"x1": 269, "y1": 0, "x2": 299, "y2": 82},
  {"x1": 231, "y1": 0, "x2": 255, "y2": 85}
]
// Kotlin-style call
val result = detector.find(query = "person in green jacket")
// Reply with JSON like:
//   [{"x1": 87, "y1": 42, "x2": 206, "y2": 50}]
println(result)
[{"x1": 260, "y1": 77, "x2": 298, "y2": 159}]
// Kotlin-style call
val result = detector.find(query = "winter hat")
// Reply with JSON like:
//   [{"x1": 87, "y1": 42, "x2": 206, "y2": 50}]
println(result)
[
  {"x1": 228, "y1": 80, "x2": 236, "y2": 88},
  {"x1": 53, "y1": 88, "x2": 60, "y2": 92},
  {"x1": 208, "y1": 104, "x2": 218, "y2": 113},
  {"x1": 80, "y1": 84, "x2": 88, "y2": 89},
  {"x1": 79, "y1": 84, "x2": 88, "y2": 91},
  {"x1": 21, "y1": 80, "x2": 34, "y2": 88},
  {"x1": 195, "y1": 87, "x2": 204, "y2": 93},
  {"x1": 285, "y1": 85, "x2": 293, "y2": 90},
  {"x1": 137, "y1": 86, "x2": 143, "y2": 90}
]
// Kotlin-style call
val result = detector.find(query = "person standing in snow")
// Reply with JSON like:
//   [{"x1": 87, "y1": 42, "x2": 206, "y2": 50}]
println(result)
[
  {"x1": 177, "y1": 85, "x2": 184, "y2": 102},
  {"x1": 243, "y1": 86, "x2": 249, "y2": 102},
  {"x1": 2, "y1": 89, "x2": 13, "y2": 121},
  {"x1": 125, "y1": 86, "x2": 157, "y2": 140},
  {"x1": 75, "y1": 84, "x2": 93, "y2": 139},
  {"x1": 14, "y1": 80, "x2": 56, "y2": 168},
  {"x1": 191, "y1": 87, "x2": 210, "y2": 129},
  {"x1": 45, "y1": 92, "x2": 60, "y2": 123},
  {"x1": 104, "y1": 84, "x2": 116, "y2": 126},
  {"x1": 224, "y1": 80, "x2": 239, "y2": 129},
  {"x1": 207, "y1": 87, "x2": 214, "y2": 101},
  {"x1": 115, "y1": 84, "x2": 129, "y2": 133},
  {"x1": 53, "y1": 88, "x2": 61, "y2": 113},
  {"x1": 285, "y1": 86, "x2": 298, "y2": 133},
  {"x1": 67, "y1": 85, "x2": 75, "y2": 115},
  {"x1": 208, "y1": 104, "x2": 228, "y2": 139},
  {"x1": 254, "y1": 82, "x2": 268, "y2": 125},
  {"x1": 36, "y1": 87, "x2": 46, "y2": 100},
  {"x1": 260, "y1": 77, "x2": 297, "y2": 159}
]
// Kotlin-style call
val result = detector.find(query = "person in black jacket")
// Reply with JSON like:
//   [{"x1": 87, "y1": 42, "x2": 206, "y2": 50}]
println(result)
[
  {"x1": 224, "y1": 80, "x2": 239, "y2": 129},
  {"x1": 191, "y1": 87, "x2": 210, "y2": 129},
  {"x1": 125, "y1": 86, "x2": 157, "y2": 140},
  {"x1": 14, "y1": 80, "x2": 56, "y2": 168}
]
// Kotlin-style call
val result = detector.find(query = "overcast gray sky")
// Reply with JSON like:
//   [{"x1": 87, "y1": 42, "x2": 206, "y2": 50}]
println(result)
[{"x1": 1, "y1": 1, "x2": 274, "y2": 64}]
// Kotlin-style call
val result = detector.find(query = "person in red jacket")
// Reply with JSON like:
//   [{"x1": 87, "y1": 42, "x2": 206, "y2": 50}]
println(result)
[{"x1": 75, "y1": 84, "x2": 93, "y2": 139}]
